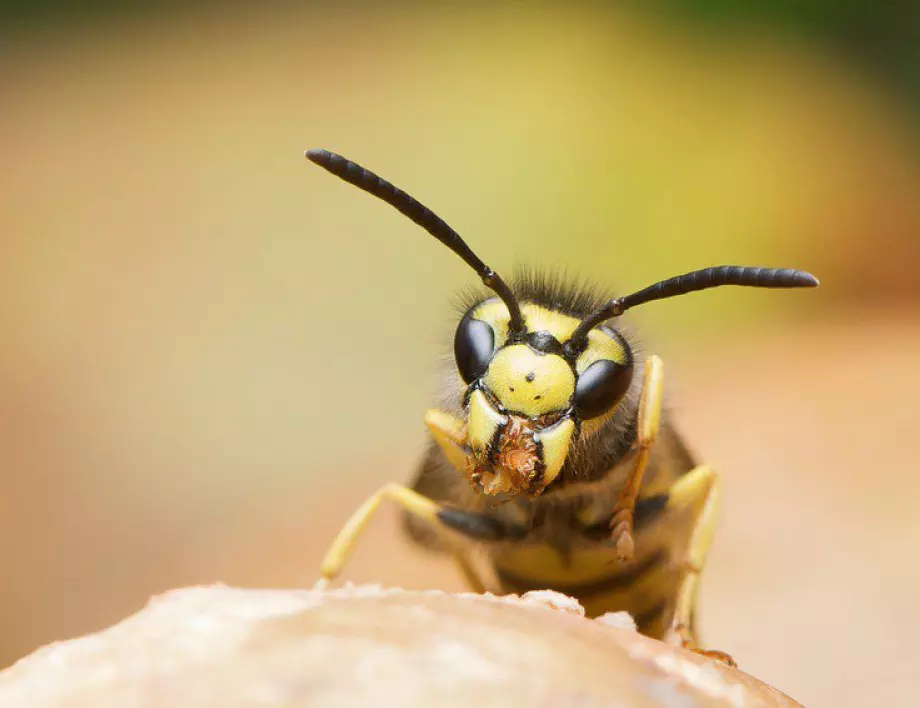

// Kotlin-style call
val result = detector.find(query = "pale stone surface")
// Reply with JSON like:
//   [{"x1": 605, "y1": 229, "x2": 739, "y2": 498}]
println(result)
[{"x1": 0, "y1": 585, "x2": 801, "y2": 708}]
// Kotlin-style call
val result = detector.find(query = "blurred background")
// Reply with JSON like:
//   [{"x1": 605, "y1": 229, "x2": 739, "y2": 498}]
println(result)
[{"x1": 2, "y1": 2, "x2": 919, "y2": 706}]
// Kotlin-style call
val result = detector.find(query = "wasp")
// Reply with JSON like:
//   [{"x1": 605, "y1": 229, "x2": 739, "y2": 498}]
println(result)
[{"x1": 305, "y1": 149, "x2": 818, "y2": 663}]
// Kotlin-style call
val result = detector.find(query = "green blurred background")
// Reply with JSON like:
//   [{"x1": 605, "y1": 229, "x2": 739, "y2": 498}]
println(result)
[{"x1": 2, "y1": 2, "x2": 919, "y2": 706}]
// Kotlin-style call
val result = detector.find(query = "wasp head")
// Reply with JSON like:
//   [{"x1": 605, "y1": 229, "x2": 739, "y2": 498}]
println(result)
[{"x1": 439, "y1": 297, "x2": 634, "y2": 499}]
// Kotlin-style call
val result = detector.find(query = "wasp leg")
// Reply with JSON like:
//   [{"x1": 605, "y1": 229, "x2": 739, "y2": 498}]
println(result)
[
  {"x1": 662, "y1": 464, "x2": 737, "y2": 667},
  {"x1": 450, "y1": 548, "x2": 488, "y2": 594},
  {"x1": 611, "y1": 355, "x2": 663, "y2": 564},
  {"x1": 316, "y1": 483, "x2": 515, "y2": 591},
  {"x1": 424, "y1": 409, "x2": 469, "y2": 473}
]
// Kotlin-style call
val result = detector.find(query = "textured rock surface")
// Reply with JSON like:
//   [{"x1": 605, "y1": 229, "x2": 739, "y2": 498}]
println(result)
[{"x1": 0, "y1": 585, "x2": 800, "y2": 708}]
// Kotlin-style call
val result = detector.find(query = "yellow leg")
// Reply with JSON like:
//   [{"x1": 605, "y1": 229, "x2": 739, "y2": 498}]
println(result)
[
  {"x1": 316, "y1": 482, "x2": 489, "y2": 591},
  {"x1": 424, "y1": 409, "x2": 469, "y2": 474},
  {"x1": 611, "y1": 355, "x2": 663, "y2": 563},
  {"x1": 663, "y1": 464, "x2": 736, "y2": 667}
]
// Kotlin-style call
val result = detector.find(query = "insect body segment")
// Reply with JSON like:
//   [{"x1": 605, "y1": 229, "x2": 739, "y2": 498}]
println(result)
[
  {"x1": 305, "y1": 148, "x2": 818, "y2": 664},
  {"x1": 432, "y1": 299, "x2": 634, "y2": 500}
]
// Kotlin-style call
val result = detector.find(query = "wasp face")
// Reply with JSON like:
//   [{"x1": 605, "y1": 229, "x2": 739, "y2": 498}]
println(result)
[{"x1": 431, "y1": 299, "x2": 634, "y2": 499}]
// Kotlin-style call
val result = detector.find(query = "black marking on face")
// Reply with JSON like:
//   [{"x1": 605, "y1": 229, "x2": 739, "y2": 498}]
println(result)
[
  {"x1": 528, "y1": 439, "x2": 546, "y2": 491},
  {"x1": 525, "y1": 372, "x2": 535, "y2": 383},
  {"x1": 526, "y1": 330, "x2": 565, "y2": 356},
  {"x1": 486, "y1": 422, "x2": 503, "y2": 465}
]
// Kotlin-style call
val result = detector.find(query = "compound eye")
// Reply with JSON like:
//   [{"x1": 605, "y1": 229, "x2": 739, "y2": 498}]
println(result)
[
  {"x1": 454, "y1": 313, "x2": 496, "y2": 384},
  {"x1": 574, "y1": 359, "x2": 633, "y2": 419}
]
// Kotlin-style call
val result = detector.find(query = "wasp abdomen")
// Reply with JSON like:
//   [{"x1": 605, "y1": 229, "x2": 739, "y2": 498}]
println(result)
[{"x1": 490, "y1": 542, "x2": 678, "y2": 636}]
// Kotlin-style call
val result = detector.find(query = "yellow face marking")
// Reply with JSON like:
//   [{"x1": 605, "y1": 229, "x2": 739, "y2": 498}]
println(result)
[
  {"x1": 574, "y1": 328, "x2": 628, "y2": 374},
  {"x1": 482, "y1": 345, "x2": 574, "y2": 416},
  {"x1": 464, "y1": 299, "x2": 633, "y2": 448},
  {"x1": 471, "y1": 300, "x2": 629, "y2": 375},
  {"x1": 467, "y1": 389, "x2": 508, "y2": 454},
  {"x1": 533, "y1": 418, "x2": 575, "y2": 488}
]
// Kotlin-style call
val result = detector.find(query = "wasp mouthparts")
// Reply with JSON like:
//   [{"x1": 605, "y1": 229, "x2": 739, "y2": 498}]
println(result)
[{"x1": 467, "y1": 416, "x2": 543, "y2": 498}]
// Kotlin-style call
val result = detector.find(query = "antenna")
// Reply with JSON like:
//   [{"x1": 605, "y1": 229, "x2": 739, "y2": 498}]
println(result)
[
  {"x1": 306, "y1": 149, "x2": 526, "y2": 337},
  {"x1": 566, "y1": 265, "x2": 819, "y2": 353}
]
